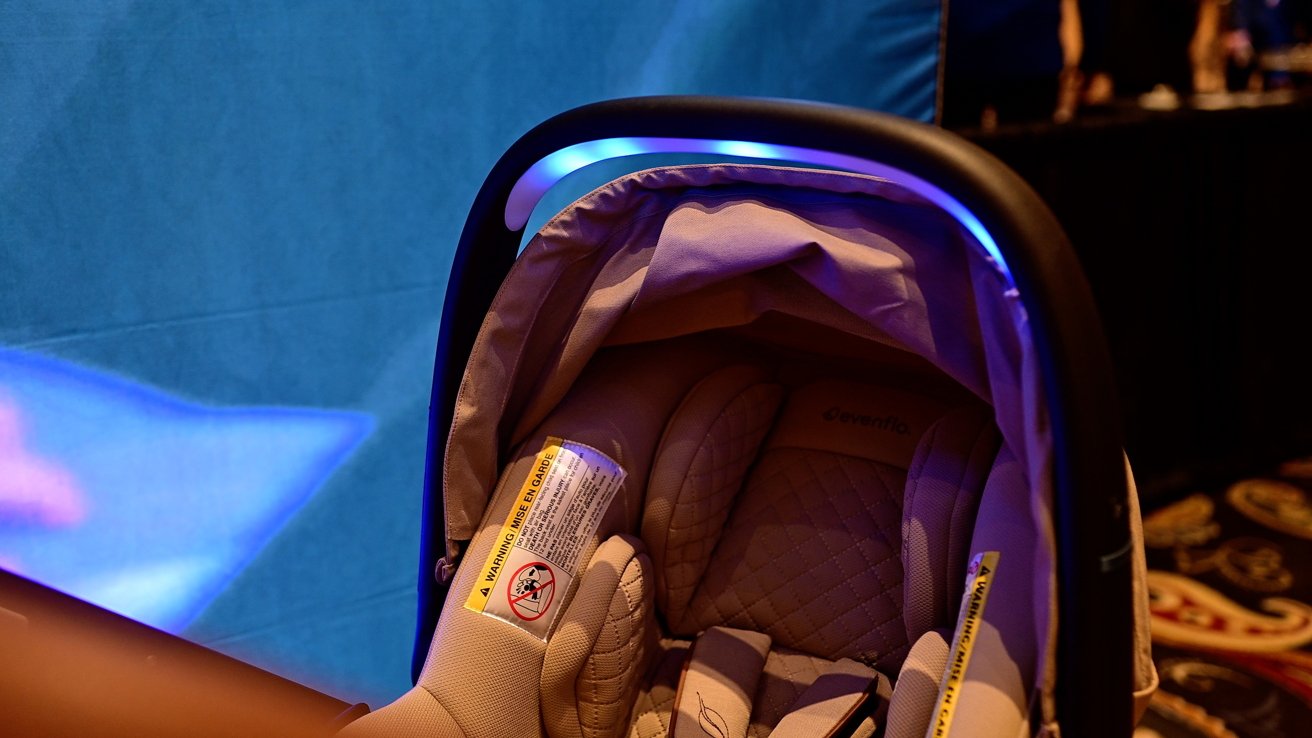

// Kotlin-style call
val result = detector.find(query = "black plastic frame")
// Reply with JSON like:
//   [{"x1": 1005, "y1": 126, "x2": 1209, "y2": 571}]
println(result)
[{"x1": 414, "y1": 96, "x2": 1134, "y2": 736}]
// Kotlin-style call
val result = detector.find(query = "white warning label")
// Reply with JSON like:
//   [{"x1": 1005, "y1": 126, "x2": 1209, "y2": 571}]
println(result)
[{"x1": 464, "y1": 436, "x2": 626, "y2": 639}]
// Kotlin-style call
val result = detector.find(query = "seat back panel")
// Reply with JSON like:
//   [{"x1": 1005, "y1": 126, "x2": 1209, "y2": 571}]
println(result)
[{"x1": 674, "y1": 447, "x2": 909, "y2": 669}]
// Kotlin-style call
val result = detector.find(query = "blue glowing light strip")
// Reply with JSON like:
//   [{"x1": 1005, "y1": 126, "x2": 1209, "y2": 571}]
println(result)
[{"x1": 504, "y1": 137, "x2": 1013, "y2": 285}]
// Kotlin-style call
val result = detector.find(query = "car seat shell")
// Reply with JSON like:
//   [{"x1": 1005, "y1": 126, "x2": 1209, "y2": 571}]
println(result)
[{"x1": 342, "y1": 157, "x2": 1154, "y2": 736}]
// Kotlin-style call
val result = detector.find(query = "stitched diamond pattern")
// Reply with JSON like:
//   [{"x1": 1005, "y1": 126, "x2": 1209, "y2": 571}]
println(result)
[
  {"x1": 625, "y1": 639, "x2": 690, "y2": 738},
  {"x1": 660, "y1": 383, "x2": 782, "y2": 623},
  {"x1": 746, "y1": 648, "x2": 831, "y2": 738},
  {"x1": 578, "y1": 554, "x2": 656, "y2": 738},
  {"x1": 674, "y1": 448, "x2": 910, "y2": 670}
]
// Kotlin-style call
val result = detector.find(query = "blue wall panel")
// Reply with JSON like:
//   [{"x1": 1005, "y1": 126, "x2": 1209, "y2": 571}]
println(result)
[{"x1": 0, "y1": 0, "x2": 941, "y2": 706}]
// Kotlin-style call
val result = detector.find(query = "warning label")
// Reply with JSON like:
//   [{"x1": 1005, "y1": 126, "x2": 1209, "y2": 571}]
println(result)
[
  {"x1": 507, "y1": 562, "x2": 555, "y2": 621},
  {"x1": 464, "y1": 436, "x2": 626, "y2": 639},
  {"x1": 929, "y1": 551, "x2": 1000, "y2": 738}
]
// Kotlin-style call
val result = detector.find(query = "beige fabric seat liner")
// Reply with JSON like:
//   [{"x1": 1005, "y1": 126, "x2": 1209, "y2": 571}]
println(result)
[{"x1": 674, "y1": 446, "x2": 910, "y2": 668}]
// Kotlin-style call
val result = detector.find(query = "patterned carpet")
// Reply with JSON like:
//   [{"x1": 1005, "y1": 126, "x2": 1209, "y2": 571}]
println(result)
[{"x1": 1136, "y1": 457, "x2": 1312, "y2": 738}]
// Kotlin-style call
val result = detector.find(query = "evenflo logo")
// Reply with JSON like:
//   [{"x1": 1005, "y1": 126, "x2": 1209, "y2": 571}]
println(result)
[{"x1": 822, "y1": 406, "x2": 911, "y2": 435}]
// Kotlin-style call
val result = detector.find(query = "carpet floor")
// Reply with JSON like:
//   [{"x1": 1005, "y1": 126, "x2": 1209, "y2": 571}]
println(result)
[{"x1": 1137, "y1": 456, "x2": 1312, "y2": 737}]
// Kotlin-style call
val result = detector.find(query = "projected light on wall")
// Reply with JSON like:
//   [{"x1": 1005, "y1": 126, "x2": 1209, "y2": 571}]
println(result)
[{"x1": 0, "y1": 348, "x2": 372, "y2": 632}]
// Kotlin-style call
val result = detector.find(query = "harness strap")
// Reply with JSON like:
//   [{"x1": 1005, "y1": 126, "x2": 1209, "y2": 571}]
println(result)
[
  {"x1": 670, "y1": 626, "x2": 893, "y2": 738},
  {"x1": 670, "y1": 626, "x2": 772, "y2": 738},
  {"x1": 769, "y1": 658, "x2": 889, "y2": 738}
]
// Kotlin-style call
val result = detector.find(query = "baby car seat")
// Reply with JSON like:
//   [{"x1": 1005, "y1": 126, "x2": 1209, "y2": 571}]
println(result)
[{"x1": 339, "y1": 97, "x2": 1157, "y2": 738}]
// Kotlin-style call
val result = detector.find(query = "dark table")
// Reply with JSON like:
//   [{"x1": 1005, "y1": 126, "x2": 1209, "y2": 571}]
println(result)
[{"x1": 961, "y1": 92, "x2": 1312, "y2": 499}]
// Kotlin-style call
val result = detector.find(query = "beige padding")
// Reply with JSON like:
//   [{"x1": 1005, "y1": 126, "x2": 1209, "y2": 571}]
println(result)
[
  {"x1": 1126, "y1": 458, "x2": 1160, "y2": 725},
  {"x1": 765, "y1": 379, "x2": 948, "y2": 469},
  {"x1": 767, "y1": 658, "x2": 882, "y2": 738},
  {"x1": 542, "y1": 534, "x2": 656, "y2": 738},
  {"x1": 747, "y1": 648, "x2": 834, "y2": 737},
  {"x1": 901, "y1": 405, "x2": 999, "y2": 645},
  {"x1": 883, "y1": 629, "x2": 951, "y2": 738},
  {"x1": 627, "y1": 638, "x2": 692, "y2": 738},
  {"x1": 944, "y1": 451, "x2": 1035, "y2": 737},
  {"x1": 670, "y1": 627, "x2": 772, "y2": 738},
  {"x1": 644, "y1": 365, "x2": 784, "y2": 624},
  {"x1": 676, "y1": 447, "x2": 909, "y2": 669}
]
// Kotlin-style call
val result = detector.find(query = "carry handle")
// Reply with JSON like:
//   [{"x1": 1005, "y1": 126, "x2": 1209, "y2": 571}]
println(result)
[
  {"x1": 420, "y1": 96, "x2": 1133, "y2": 737},
  {"x1": 502, "y1": 136, "x2": 1010, "y2": 283}
]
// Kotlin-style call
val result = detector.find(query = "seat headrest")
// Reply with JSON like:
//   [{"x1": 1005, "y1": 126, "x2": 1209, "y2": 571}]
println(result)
[{"x1": 643, "y1": 364, "x2": 997, "y2": 668}]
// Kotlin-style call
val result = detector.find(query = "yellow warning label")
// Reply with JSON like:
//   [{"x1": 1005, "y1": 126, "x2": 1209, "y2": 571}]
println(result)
[
  {"x1": 464, "y1": 436, "x2": 560, "y2": 612},
  {"x1": 929, "y1": 551, "x2": 1000, "y2": 738},
  {"x1": 463, "y1": 435, "x2": 627, "y2": 640}
]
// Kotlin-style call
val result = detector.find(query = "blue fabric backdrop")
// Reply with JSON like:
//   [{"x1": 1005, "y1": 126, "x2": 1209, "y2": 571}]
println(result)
[{"x1": 0, "y1": 1, "x2": 941, "y2": 706}]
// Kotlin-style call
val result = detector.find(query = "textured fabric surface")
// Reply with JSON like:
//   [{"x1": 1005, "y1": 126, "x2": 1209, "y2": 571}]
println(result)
[
  {"x1": 946, "y1": 450, "x2": 1039, "y2": 737},
  {"x1": 850, "y1": 719, "x2": 879, "y2": 738},
  {"x1": 644, "y1": 365, "x2": 783, "y2": 624},
  {"x1": 336, "y1": 685, "x2": 465, "y2": 738},
  {"x1": 766, "y1": 658, "x2": 879, "y2": 738},
  {"x1": 901, "y1": 405, "x2": 1000, "y2": 645},
  {"x1": 578, "y1": 553, "x2": 658, "y2": 738},
  {"x1": 764, "y1": 379, "x2": 950, "y2": 470},
  {"x1": 746, "y1": 648, "x2": 833, "y2": 738},
  {"x1": 398, "y1": 345, "x2": 720, "y2": 738},
  {"x1": 541, "y1": 535, "x2": 655, "y2": 738},
  {"x1": 676, "y1": 447, "x2": 909, "y2": 670},
  {"x1": 445, "y1": 164, "x2": 1014, "y2": 542},
  {"x1": 629, "y1": 641, "x2": 842, "y2": 738},
  {"x1": 1124, "y1": 459, "x2": 1160, "y2": 725},
  {"x1": 627, "y1": 639, "x2": 691, "y2": 738},
  {"x1": 406, "y1": 350, "x2": 1014, "y2": 737},
  {"x1": 670, "y1": 627, "x2": 772, "y2": 738},
  {"x1": 884, "y1": 628, "x2": 951, "y2": 738}
]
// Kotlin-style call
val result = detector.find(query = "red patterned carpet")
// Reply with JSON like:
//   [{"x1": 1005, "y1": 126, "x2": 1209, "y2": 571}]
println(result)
[{"x1": 1137, "y1": 457, "x2": 1312, "y2": 737}]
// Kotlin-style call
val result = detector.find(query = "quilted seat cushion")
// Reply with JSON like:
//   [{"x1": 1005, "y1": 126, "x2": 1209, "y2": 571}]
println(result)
[
  {"x1": 542, "y1": 535, "x2": 658, "y2": 738},
  {"x1": 644, "y1": 365, "x2": 997, "y2": 674},
  {"x1": 674, "y1": 445, "x2": 910, "y2": 669}
]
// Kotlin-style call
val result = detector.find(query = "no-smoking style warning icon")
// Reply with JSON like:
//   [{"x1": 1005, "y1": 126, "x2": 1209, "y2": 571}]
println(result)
[{"x1": 507, "y1": 561, "x2": 555, "y2": 621}]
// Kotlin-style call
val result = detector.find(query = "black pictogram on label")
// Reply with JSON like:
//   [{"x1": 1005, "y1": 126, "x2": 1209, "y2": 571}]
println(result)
[
  {"x1": 696, "y1": 692, "x2": 728, "y2": 738},
  {"x1": 507, "y1": 561, "x2": 555, "y2": 621}
]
